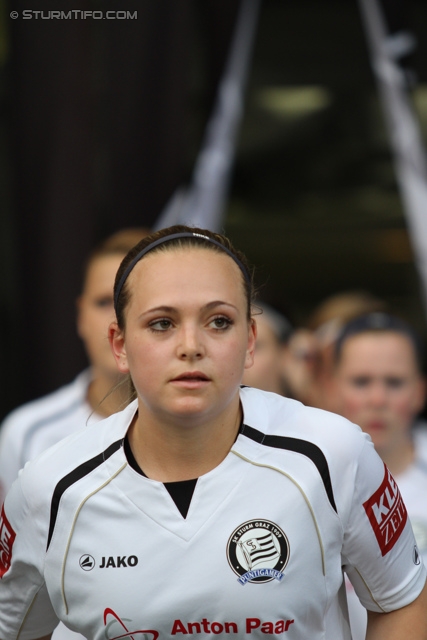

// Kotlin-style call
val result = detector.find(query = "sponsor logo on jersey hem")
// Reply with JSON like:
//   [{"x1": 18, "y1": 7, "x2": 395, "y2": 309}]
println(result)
[
  {"x1": 227, "y1": 518, "x2": 290, "y2": 585},
  {"x1": 171, "y1": 617, "x2": 295, "y2": 634},
  {"x1": 103, "y1": 609, "x2": 295, "y2": 637},
  {"x1": 104, "y1": 608, "x2": 158, "y2": 639}
]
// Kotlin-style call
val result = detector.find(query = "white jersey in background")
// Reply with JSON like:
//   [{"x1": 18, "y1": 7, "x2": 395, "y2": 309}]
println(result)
[
  {"x1": 0, "y1": 370, "x2": 101, "y2": 504},
  {"x1": 0, "y1": 387, "x2": 424, "y2": 640}
]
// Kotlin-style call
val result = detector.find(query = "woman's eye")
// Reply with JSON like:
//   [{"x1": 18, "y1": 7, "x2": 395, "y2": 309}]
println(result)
[
  {"x1": 386, "y1": 377, "x2": 405, "y2": 389},
  {"x1": 210, "y1": 316, "x2": 232, "y2": 330},
  {"x1": 351, "y1": 377, "x2": 370, "y2": 388},
  {"x1": 149, "y1": 319, "x2": 172, "y2": 332},
  {"x1": 94, "y1": 296, "x2": 114, "y2": 308}
]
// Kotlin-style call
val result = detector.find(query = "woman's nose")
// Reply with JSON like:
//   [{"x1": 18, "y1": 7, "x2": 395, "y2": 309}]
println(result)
[{"x1": 176, "y1": 325, "x2": 205, "y2": 359}]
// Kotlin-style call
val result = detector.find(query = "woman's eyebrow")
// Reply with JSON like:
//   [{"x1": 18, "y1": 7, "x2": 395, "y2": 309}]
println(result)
[
  {"x1": 138, "y1": 300, "x2": 238, "y2": 320},
  {"x1": 139, "y1": 305, "x2": 176, "y2": 319},
  {"x1": 204, "y1": 300, "x2": 238, "y2": 311}
]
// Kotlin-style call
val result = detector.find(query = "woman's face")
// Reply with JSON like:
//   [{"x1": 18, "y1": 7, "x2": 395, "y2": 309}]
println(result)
[
  {"x1": 77, "y1": 254, "x2": 124, "y2": 379},
  {"x1": 334, "y1": 332, "x2": 425, "y2": 455},
  {"x1": 110, "y1": 247, "x2": 256, "y2": 426}
]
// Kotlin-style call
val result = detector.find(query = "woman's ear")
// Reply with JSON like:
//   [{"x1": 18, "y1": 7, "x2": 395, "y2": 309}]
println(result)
[
  {"x1": 108, "y1": 322, "x2": 130, "y2": 373},
  {"x1": 244, "y1": 318, "x2": 257, "y2": 370}
]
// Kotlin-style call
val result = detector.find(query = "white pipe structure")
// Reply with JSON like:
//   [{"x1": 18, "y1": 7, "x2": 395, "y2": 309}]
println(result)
[
  {"x1": 154, "y1": 0, "x2": 261, "y2": 232},
  {"x1": 358, "y1": 0, "x2": 427, "y2": 315}
]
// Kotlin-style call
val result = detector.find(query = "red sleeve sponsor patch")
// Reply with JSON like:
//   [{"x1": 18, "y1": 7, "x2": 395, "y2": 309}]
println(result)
[
  {"x1": 363, "y1": 464, "x2": 407, "y2": 556},
  {"x1": 0, "y1": 504, "x2": 16, "y2": 577}
]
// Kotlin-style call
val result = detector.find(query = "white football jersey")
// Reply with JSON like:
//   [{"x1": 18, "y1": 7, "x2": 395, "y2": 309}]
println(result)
[
  {"x1": 0, "y1": 370, "x2": 101, "y2": 504},
  {"x1": 0, "y1": 388, "x2": 424, "y2": 640}
]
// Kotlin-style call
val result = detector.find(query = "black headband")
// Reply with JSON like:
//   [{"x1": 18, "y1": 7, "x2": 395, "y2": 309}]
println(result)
[{"x1": 114, "y1": 231, "x2": 251, "y2": 311}]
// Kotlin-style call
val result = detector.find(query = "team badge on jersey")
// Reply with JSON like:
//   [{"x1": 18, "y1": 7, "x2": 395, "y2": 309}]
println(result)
[{"x1": 227, "y1": 519, "x2": 290, "y2": 585}]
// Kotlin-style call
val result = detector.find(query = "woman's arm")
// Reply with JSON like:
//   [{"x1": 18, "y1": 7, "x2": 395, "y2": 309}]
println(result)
[{"x1": 366, "y1": 581, "x2": 427, "y2": 640}]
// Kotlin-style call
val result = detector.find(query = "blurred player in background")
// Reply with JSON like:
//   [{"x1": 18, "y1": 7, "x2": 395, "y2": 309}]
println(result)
[
  {"x1": 242, "y1": 300, "x2": 291, "y2": 395},
  {"x1": 333, "y1": 312, "x2": 427, "y2": 640},
  {"x1": 300, "y1": 290, "x2": 388, "y2": 410},
  {"x1": 0, "y1": 227, "x2": 149, "y2": 504}
]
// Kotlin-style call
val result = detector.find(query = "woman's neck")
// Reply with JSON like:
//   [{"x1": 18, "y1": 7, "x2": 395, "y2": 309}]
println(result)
[{"x1": 127, "y1": 398, "x2": 242, "y2": 482}]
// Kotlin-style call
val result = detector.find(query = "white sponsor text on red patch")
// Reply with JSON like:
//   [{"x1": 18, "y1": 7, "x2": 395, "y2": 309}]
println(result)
[{"x1": 363, "y1": 464, "x2": 407, "y2": 556}]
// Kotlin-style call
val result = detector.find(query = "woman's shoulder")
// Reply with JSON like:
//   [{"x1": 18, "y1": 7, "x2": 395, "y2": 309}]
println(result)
[
  {"x1": 238, "y1": 388, "x2": 377, "y2": 515},
  {"x1": 239, "y1": 386, "x2": 367, "y2": 453},
  {"x1": 2, "y1": 401, "x2": 137, "y2": 552},
  {"x1": 0, "y1": 370, "x2": 91, "y2": 433},
  {"x1": 15, "y1": 401, "x2": 137, "y2": 500}
]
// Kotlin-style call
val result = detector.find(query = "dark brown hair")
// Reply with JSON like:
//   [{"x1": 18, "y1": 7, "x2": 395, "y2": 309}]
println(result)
[
  {"x1": 80, "y1": 227, "x2": 151, "y2": 292},
  {"x1": 335, "y1": 312, "x2": 424, "y2": 371},
  {"x1": 114, "y1": 224, "x2": 255, "y2": 330}
]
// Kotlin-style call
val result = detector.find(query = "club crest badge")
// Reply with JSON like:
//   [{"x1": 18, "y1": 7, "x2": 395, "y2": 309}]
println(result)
[{"x1": 227, "y1": 519, "x2": 290, "y2": 585}]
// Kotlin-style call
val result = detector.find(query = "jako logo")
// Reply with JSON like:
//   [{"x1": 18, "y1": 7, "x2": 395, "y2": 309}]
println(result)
[
  {"x1": 79, "y1": 555, "x2": 95, "y2": 571},
  {"x1": 99, "y1": 556, "x2": 139, "y2": 568}
]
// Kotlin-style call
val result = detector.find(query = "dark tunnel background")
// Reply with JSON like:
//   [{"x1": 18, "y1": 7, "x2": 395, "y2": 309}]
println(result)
[{"x1": 1, "y1": 0, "x2": 427, "y2": 418}]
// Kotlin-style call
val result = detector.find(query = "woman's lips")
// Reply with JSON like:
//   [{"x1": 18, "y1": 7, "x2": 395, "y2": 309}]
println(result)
[
  {"x1": 366, "y1": 419, "x2": 386, "y2": 431},
  {"x1": 170, "y1": 372, "x2": 210, "y2": 388}
]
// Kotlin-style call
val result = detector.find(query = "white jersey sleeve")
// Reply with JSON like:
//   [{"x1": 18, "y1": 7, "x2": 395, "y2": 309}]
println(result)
[
  {"x1": 341, "y1": 435, "x2": 423, "y2": 612},
  {"x1": 0, "y1": 422, "x2": 26, "y2": 506},
  {"x1": 0, "y1": 476, "x2": 59, "y2": 639}
]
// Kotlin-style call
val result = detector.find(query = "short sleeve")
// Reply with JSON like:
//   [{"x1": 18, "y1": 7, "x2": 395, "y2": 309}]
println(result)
[
  {"x1": 0, "y1": 476, "x2": 59, "y2": 639},
  {"x1": 342, "y1": 438, "x2": 426, "y2": 612},
  {"x1": 0, "y1": 416, "x2": 26, "y2": 504}
]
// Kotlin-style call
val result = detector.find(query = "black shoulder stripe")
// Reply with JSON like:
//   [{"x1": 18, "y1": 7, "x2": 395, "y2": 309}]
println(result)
[
  {"x1": 240, "y1": 424, "x2": 337, "y2": 512},
  {"x1": 47, "y1": 439, "x2": 123, "y2": 550}
]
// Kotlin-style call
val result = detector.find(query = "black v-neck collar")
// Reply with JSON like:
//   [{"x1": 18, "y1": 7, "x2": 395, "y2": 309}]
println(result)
[
  {"x1": 123, "y1": 417, "x2": 244, "y2": 519},
  {"x1": 123, "y1": 435, "x2": 197, "y2": 518}
]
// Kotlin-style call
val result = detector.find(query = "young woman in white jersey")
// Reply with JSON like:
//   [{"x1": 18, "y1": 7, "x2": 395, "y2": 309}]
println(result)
[
  {"x1": 333, "y1": 312, "x2": 427, "y2": 640},
  {"x1": 0, "y1": 225, "x2": 426, "y2": 640}
]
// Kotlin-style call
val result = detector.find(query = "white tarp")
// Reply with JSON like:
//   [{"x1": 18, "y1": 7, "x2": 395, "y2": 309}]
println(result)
[
  {"x1": 154, "y1": 0, "x2": 261, "y2": 232},
  {"x1": 358, "y1": 0, "x2": 427, "y2": 314}
]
